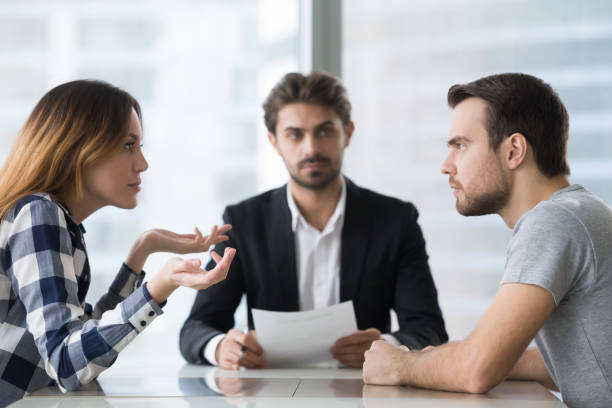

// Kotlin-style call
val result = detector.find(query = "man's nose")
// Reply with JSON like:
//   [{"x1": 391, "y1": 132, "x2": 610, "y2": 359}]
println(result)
[
  {"x1": 440, "y1": 152, "x2": 455, "y2": 175},
  {"x1": 302, "y1": 133, "x2": 317, "y2": 156}
]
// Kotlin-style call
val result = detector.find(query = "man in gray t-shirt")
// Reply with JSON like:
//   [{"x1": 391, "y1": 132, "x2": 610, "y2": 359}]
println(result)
[
  {"x1": 504, "y1": 184, "x2": 612, "y2": 406},
  {"x1": 362, "y1": 73, "x2": 612, "y2": 408}
]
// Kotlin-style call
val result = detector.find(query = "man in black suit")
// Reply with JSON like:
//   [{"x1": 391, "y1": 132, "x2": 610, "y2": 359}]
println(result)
[{"x1": 180, "y1": 71, "x2": 447, "y2": 370}]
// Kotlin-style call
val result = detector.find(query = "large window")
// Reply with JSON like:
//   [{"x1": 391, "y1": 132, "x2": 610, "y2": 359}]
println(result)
[
  {"x1": 4, "y1": 0, "x2": 610, "y2": 372},
  {"x1": 0, "y1": 0, "x2": 300, "y2": 370},
  {"x1": 343, "y1": 0, "x2": 612, "y2": 339}
]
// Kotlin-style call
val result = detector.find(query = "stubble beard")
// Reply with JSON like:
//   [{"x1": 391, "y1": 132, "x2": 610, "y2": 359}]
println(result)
[
  {"x1": 290, "y1": 166, "x2": 341, "y2": 190},
  {"x1": 289, "y1": 155, "x2": 343, "y2": 190},
  {"x1": 456, "y1": 187, "x2": 509, "y2": 216},
  {"x1": 455, "y1": 167, "x2": 510, "y2": 217}
]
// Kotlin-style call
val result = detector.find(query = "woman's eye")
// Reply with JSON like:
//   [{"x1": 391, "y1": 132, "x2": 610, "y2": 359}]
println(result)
[{"x1": 124, "y1": 142, "x2": 135, "y2": 151}]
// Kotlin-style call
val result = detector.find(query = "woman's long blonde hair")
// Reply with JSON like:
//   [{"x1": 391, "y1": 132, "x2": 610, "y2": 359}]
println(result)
[{"x1": 0, "y1": 80, "x2": 141, "y2": 219}]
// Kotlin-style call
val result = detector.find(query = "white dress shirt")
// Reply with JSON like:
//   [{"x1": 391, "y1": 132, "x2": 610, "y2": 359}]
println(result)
[
  {"x1": 288, "y1": 177, "x2": 346, "y2": 311},
  {"x1": 203, "y1": 177, "x2": 399, "y2": 365}
]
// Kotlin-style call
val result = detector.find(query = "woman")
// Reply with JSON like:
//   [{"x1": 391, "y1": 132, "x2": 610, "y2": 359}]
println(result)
[{"x1": 0, "y1": 80, "x2": 236, "y2": 406}]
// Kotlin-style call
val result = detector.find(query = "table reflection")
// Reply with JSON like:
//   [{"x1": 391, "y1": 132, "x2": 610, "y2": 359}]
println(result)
[{"x1": 214, "y1": 377, "x2": 264, "y2": 397}]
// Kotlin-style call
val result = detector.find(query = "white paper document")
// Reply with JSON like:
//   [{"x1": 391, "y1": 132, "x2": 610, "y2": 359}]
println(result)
[{"x1": 252, "y1": 301, "x2": 358, "y2": 367}]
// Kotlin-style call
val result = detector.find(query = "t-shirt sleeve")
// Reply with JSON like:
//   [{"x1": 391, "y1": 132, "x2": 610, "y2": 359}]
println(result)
[{"x1": 502, "y1": 202, "x2": 596, "y2": 306}]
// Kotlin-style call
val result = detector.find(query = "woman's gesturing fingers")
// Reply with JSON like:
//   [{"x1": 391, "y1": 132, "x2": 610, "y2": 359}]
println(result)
[{"x1": 170, "y1": 247, "x2": 236, "y2": 290}]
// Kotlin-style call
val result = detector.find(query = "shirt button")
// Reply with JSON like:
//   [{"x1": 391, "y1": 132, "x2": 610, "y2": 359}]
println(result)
[
  {"x1": 140, "y1": 321, "x2": 146, "y2": 327},
  {"x1": 148, "y1": 311, "x2": 155, "y2": 317}
]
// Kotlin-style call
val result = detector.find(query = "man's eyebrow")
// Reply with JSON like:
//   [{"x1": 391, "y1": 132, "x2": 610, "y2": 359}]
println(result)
[
  {"x1": 283, "y1": 120, "x2": 335, "y2": 132},
  {"x1": 314, "y1": 120, "x2": 334, "y2": 129},
  {"x1": 447, "y1": 136, "x2": 469, "y2": 147}
]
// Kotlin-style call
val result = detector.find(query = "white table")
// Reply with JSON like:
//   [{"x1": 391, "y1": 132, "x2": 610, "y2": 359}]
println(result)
[{"x1": 11, "y1": 366, "x2": 566, "y2": 407}]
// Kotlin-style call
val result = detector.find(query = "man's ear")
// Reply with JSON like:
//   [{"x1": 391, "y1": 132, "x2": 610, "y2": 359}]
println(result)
[
  {"x1": 344, "y1": 121, "x2": 355, "y2": 147},
  {"x1": 503, "y1": 132, "x2": 528, "y2": 170},
  {"x1": 268, "y1": 131, "x2": 279, "y2": 151}
]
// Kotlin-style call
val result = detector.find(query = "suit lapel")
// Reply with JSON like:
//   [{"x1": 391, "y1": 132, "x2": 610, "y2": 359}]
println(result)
[
  {"x1": 340, "y1": 179, "x2": 369, "y2": 302},
  {"x1": 269, "y1": 185, "x2": 299, "y2": 310}
]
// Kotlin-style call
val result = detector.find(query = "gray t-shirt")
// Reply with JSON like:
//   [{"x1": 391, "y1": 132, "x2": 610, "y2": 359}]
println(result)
[{"x1": 503, "y1": 185, "x2": 612, "y2": 408}]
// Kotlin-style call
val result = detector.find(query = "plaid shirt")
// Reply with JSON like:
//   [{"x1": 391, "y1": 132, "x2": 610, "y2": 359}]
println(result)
[{"x1": 0, "y1": 193, "x2": 163, "y2": 406}]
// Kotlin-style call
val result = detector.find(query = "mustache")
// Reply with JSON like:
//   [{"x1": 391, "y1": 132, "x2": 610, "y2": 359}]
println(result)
[
  {"x1": 449, "y1": 177, "x2": 462, "y2": 189},
  {"x1": 298, "y1": 154, "x2": 331, "y2": 169}
]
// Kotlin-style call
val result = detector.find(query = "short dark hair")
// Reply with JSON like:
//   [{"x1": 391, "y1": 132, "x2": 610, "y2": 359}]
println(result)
[
  {"x1": 263, "y1": 71, "x2": 351, "y2": 134},
  {"x1": 447, "y1": 73, "x2": 570, "y2": 178}
]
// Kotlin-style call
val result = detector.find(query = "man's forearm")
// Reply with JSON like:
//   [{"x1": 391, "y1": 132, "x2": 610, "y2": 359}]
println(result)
[
  {"x1": 366, "y1": 284, "x2": 556, "y2": 395},
  {"x1": 506, "y1": 348, "x2": 558, "y2": 391},
  {"x1": 397, "y1": 339, "x2": 516, "y2": 394},
  {"x1": 398, "y1": 341, "x2": 478, "y2": 393}
]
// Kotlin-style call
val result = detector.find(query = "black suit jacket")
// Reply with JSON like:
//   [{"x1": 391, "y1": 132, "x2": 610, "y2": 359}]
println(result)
[{"x1": 180, "y1": 178, "x2": 447, "y2": 364}]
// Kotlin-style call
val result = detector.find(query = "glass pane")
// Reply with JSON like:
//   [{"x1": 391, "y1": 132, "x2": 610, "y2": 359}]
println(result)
[
  {"x1": 0, "y1": 0, "x2": 299, "y2": 369},
  {"x1": 342, "y1": 0, "x2": 612, "y2": 339}
]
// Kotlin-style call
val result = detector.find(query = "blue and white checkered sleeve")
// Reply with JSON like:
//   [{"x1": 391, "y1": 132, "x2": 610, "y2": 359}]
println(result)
[
  {"x1": 6, "y1": 199, "x2": 163, "y2": 391},
  {"x1": 92, "y1": 263, "x2": 145, "y2": 319}
]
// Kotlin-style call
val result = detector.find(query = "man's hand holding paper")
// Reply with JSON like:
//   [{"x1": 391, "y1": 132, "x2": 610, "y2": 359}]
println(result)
[
  {"x1": 216, "y1": 329, "x2": 268, "y2": 370},
  {"x1": 330, "y1": 328, "x2": 382, "y2": 368}
]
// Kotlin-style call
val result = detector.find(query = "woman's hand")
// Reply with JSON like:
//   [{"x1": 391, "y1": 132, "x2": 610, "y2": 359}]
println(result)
[
  {"x1": 126, "y1": 224, "x2": 232, "y2": 273},
  {"x1": 141, "y1": 224, "x2": 232, "y2": 254},
  {"x1": 146, "y1": 246, "x2": 236, "y2": 303}
]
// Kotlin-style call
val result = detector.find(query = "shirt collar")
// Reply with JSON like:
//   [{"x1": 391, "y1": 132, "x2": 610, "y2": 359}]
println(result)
[
  {"x1": 40, "y1": 193, "x2": 87, "y2": 234},
  {"x1": 286, "y1": 176, "x2": 347, "y2": 233}
]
